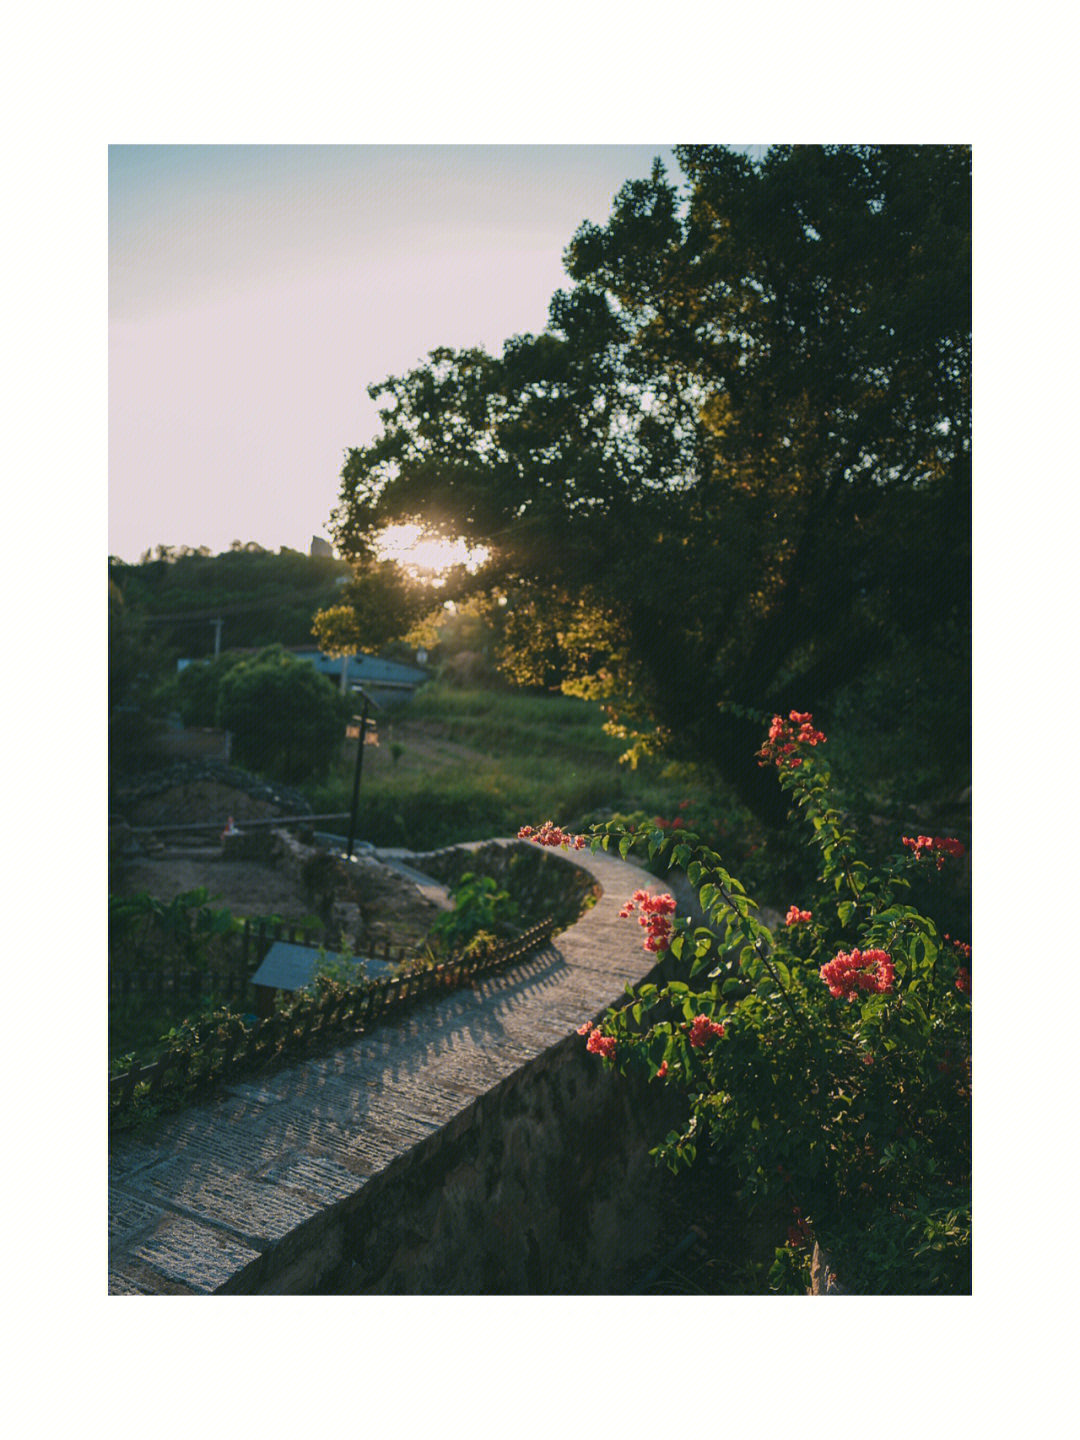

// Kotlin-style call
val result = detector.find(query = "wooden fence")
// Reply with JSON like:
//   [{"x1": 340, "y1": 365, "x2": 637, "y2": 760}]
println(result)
[
  {"x1": 108, "y1": 917, "x2": 419, "y2": 1012},
  {"x1": 109, "y1": 917, "x2": 556, "y2": 1121}
]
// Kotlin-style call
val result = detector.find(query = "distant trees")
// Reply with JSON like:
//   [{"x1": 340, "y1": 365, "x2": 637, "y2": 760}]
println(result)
[
  {"x1": 109, "y1": 546, "x2": 353, "y2": 657},
  {"x1": 311, "y1": 559, "x2": 430, "y2": 658}
]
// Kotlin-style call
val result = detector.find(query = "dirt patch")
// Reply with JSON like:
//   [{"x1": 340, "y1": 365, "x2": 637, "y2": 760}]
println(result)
[
  {"x1": 113, "y1": 851, "x2": 314, "y2": 920},
  {"x1": 111, "y1": 845, "x2": 446, "y2": 949},
  {"x1": 110, "y1": 765, "x2": 449, "y2": 946},
  {"x1": 122, "y1": 780, "x2": 295, "y2": 831}
]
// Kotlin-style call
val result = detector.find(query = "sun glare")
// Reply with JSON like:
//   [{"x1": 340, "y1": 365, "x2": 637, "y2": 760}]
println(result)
[{"x1": 373, "y1": 523, "x2": 488, "y2": 581}]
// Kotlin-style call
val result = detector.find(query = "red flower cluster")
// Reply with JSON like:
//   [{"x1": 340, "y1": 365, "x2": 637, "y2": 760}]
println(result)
[
  {"x1": 688, "y1": 1013, "x2": 725, "y2": 1048},
  {"x1": 655, "y1": 1060, "x2": 669, "y2": 1079},
  {"x1": 819, "y1": 948, "x2": 895, "y2": 1001},
  {"x1": 756, "y1": 711, "x2": 826, "y2": 770},
  {"x1": 618, "y1": 889, "x2": 678, "y2": 952},
  {"x1": 584, "y1": 1031, "x2": 616, "y2": 1065},
  {"x1": 901, "y1": 834, "x2": 965, "y2": 869},
  {"x1": 955, "y1": 967, "x2": 971, "y2": 995},
  {"x1": 785, "y1": 905, "x2": 813, "y2": 925},
  {"x1": 518, "y1": 822, "x2": 587, "y2": 850},
  {"x1": 945, "y1": 934, "x2": 972, "y2": 961}
]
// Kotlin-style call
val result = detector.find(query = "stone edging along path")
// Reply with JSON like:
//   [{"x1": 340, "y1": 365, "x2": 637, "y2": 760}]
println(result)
[{"x1": 108, "y1": 837, "x2": 692, "y2": 1295}]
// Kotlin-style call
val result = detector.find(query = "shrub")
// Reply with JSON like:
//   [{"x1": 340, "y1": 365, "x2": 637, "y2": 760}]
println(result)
[
  {"x1": 215, "y1": 646, "x2": 343, "y2": 783},
  {"x1": 427, "y1": 872, "x2": 519, "y2": 954},
  {"x1": 521, "y1": 709, "x2": 971, "y2": 1294}
]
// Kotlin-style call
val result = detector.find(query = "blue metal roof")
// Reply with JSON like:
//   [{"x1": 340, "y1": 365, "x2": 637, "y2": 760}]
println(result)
[
  {"x1": 291, "y1": 649, "x2": 429, "y2": 684},
  {"x1": 176, "y1": 650, "x2": 429, "y2": 685}
]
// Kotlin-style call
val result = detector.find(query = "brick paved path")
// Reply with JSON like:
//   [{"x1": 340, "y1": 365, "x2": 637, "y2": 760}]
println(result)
[{"x1": 108, "y1": 839, "x2": 690, "y2": 1294}]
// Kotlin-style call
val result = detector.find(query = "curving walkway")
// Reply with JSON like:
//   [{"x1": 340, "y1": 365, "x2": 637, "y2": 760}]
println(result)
[{"x1": 108, "y1": 838, "x2": 685, "y2": 1294}]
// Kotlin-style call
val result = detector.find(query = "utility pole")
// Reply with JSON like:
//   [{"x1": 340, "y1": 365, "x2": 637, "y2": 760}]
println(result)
[{"x1": 211, "y1": 618, "x2": 223, "y2": 657}]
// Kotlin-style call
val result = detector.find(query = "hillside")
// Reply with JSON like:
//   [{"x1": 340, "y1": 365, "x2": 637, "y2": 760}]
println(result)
[{"x1": 108, "y1": 544, "x2": 353, "y2": 659}]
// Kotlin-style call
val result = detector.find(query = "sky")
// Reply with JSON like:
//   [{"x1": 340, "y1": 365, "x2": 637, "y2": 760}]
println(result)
[{"x1": 108, "y1": 144, "x2": 713, "y2": 563}]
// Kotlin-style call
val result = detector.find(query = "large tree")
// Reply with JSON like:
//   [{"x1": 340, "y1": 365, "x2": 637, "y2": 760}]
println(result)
[{"x1": 330, "y1": 145, "x2": 970, "y2": 820}]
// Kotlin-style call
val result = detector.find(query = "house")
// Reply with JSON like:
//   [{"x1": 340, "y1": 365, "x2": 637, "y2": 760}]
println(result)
[
  {"x1": 289, "y1": 649, "x2": 429, "y2": 701},
  {"x1": 177, "y1": 648, "x2": 430, "y2": 702}
]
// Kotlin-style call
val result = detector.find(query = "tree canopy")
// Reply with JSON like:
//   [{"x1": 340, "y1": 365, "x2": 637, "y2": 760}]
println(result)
[
  {"x1": 215, "y1": 647, "x2": 343, "y2": 783},
  {"x1": 329, "y1": 145, "x2": 971, "y2": 819}
]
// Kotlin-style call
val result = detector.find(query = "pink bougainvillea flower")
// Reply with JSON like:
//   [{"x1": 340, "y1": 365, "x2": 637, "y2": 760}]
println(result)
[
  {"x1": 655, "y1": 1060, "x2": 669, "y2": 1079},
  {"x1": 756, "y1": 712, "x2": 826, "y2": 769},
  {"x1": 585, "y1": 1028, "x2": 616, "y2": 1060},
  {"x1": 576, "y1": 1020, "x2": 595, "y2": 1036},
  {"x1": 819, "y1": 948, "x2": 895, "y2": 1001},
  {"x1": 518, "y1": 821, "x2": 587, "y2": 849},
  {"x1": 902, "y1": 834, "x2": 966, "y2": 869},
  {"x1": 619, "y1": 890, "x2": 677, "y2": 953},
  {"x1": 688, "y1": 1013, "x2": 725, "y2": 1048},
  {"x1": 785, "y1": 905, "x2": 813, "y2": 925},
  {"x1": 955, "y1": 967, "x2": 972, "y2": 994}
]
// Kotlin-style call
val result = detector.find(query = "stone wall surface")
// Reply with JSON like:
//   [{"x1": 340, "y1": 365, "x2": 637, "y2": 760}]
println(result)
[{"x1": 108, "y1": 839, "x2": 695, "y2": 1295}]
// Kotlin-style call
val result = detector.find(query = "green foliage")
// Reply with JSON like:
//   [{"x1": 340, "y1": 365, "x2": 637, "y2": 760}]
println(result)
[
  {"x1": 109, "y1": 888, "x2": 245, "y2": 1058},
  {"x1": 108, "y1": 546, "x2": 352, "y2": 659},
  {"x1": 215, "y1": 646, "x2": 344, "y2": 782},
  {"x1": 311, "y1": 559, "x2": 431, "y2": 656},
  {"x1": 110, "y1": 887, "x2": 241, "y2": 958},
  {"x1": 574, "y1": 712, "x2": 971, "y2": 1293},
  {"x1": 311, "y1": 943, "x2": 369, "y2": 989},
  {"x1": 428, "y1": 872, "x2": 518, "y2": 954},
  {"x1": 109, "y1": 574, "x2": 176, "y2": 773},
  {"x1": 303, "y1": 682, "x2": 696, "y2": 853},
  {"x1": 172, "y1": 651, "x2": 246, "y2": 727}
]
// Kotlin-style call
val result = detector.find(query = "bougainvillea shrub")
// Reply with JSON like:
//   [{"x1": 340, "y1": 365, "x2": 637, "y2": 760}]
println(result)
[{"x1": 521, "y1": 711, "x2": 970, "y2": 1294}]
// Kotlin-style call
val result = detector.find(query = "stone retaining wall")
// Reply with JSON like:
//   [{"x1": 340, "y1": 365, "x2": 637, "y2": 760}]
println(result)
[{"x1": 221, "y1": 1020, "x2": 684, "y2": 1294}]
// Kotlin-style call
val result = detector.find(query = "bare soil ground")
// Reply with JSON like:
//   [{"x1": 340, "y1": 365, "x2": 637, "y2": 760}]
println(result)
[
  {"x1": 113, "y1": 850, "x2": 314, "y2": 920},
  {"x1": 111, "y1": 845, "x2": 446, "y2": 947}
]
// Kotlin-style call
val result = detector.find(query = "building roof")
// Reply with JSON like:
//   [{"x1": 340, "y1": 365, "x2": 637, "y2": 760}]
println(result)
[
  {"x1": 177, "y1": 648, "x2": 429, "y2": 686},
  {"x1": 291, "y1": 649, "x2": 429, "y2": 685}
]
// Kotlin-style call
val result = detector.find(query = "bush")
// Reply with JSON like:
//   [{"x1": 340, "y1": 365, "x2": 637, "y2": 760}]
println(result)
[
  {"x1": 173, "y1": 652, "x2": 245, "y2": 727},
  {"x1": 215, "y1": 647, "x2": 343, "y2": 783},
  {"x1": 427, "y1": 872, "x2": 519, "y2": 954},
  {"x1": 523, "y1": 709, "x2": 971, "y2": 1294}
]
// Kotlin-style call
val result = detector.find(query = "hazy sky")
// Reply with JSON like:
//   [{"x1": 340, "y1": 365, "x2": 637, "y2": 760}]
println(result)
[{"x1": 108, "y1": 144, "x2": 706, "y2": 562}]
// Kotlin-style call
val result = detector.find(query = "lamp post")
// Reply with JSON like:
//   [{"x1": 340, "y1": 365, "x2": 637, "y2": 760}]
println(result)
[{"x1": 345, "y1": 687, "x2": 380, "y2": 859}]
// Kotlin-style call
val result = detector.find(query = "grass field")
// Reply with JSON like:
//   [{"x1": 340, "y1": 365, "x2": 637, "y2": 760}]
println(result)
[{"x1": 304, "y1": 682, "x2": 729, "y2": 853}]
